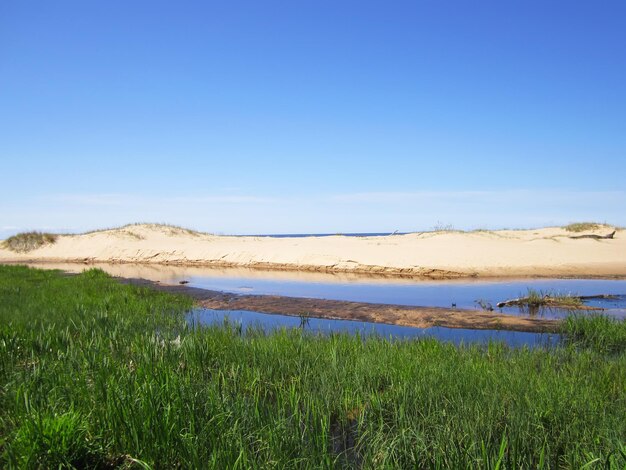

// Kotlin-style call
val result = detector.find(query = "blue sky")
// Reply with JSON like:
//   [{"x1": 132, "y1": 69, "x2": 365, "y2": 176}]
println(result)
[{"x1": 1, "y1": 1, "x2": 625, "y2": 236}]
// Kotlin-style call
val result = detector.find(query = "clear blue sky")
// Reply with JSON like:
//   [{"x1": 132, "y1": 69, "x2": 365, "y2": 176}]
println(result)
[{"x1": 1, "y1": 1, "x2": 625, "y2": 236}]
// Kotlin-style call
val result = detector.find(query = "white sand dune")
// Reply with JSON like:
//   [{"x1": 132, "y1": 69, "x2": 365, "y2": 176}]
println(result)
[{"x1": 1, "y1": 224, "x2": 625, "y2": 278}]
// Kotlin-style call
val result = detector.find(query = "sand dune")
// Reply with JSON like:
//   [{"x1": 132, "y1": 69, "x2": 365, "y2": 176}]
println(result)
[{"x1": 1, "y1": 224, "x2": 625, "y2": 279}]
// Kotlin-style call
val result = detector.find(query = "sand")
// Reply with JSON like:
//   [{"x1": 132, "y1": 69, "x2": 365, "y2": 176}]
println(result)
[{"x1": 1, "y1": 224, "x2": 625, "y2": 279}]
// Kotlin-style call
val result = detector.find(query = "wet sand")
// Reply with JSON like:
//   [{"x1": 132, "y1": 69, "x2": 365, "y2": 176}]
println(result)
[{"x1": 122, "y1": 278, "x2": 560, "y2": 333}]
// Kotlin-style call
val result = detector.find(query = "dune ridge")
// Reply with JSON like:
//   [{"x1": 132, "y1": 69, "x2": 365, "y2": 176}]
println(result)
[{"x1": 1, "y1": 223, "x2": 625, "y2": 279}]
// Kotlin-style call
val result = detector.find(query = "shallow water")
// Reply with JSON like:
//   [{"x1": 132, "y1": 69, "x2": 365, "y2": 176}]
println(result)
[
  {"x1": 189, "y1": 308, "x2": 560, "y2": 348},
  {"x1": 19, "y1": 262, "x2": 626, "y2": 319},
  {"x1": 183, "y1": 276, "x2": 626, "y2": 319}
]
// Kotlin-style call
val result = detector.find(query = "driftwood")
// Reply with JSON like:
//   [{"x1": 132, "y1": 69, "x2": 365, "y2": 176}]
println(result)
[
  {"x1": 570, "y1": 230, "x2": 616, "y2": 240},
  {"x1": 577, "y1": 294, "x2": 619, "y2": 300},
  {"x1": 496, "y1": 298, "x2": 527, "y2": 308}
]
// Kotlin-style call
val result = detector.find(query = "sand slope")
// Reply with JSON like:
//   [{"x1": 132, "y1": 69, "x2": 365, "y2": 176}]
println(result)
[{"x1": 1, "y1": 224, "x2": 625, "y2": 278}]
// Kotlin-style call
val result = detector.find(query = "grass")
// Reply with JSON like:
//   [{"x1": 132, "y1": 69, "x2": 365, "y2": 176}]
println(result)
[
  {"x1": 2, "y1": 232, "x2": 58, "y2": 253},
  {"x1": 563, "y1": 313, "x2": 626, "y2": 354},
  {"x1": 1, "y1": 224, "x2": 210, "y2": 249},
  {"x1": 0, "y1": 265, "x2": 625, "y2": 468},
  {"x1": 497, "y1": 289, "x2": 584, "y2": 310},
  {"x1": 432, "y1": 222, "x2": 456, "y2": 232},
  {"x1": 82, "y1": 222, "x2": 209, "y2": 237},
  {"x1": 524, "y1": 289, "x2": 584, "y2": 309},
  {"x1": 563, "y1": 222, "x2": 603, "y2": 232}
]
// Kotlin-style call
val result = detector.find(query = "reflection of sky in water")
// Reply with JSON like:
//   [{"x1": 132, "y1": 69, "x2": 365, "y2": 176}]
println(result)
[
  {"x1": 18, "y1": 262, "x2": 626, "y2": 320},
  {"x1": 184, "y1": 276, "x2": 626, "y2": 320},
  {"x1": 188, "y1": 309, "x2": 560, "y2": 349}
]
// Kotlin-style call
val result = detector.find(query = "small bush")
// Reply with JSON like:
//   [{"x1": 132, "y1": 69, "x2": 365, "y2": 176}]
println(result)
[{"x1": 3, "y1": 232, "x2": 58, "y2": 253}]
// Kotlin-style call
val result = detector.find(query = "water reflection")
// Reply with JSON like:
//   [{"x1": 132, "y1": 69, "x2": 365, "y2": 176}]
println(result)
[{"x1": 189, "y1": 308, "x2": 561, "y2": 348}]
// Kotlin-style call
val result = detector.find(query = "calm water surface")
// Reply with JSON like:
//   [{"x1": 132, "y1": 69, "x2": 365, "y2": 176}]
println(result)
[
  {"x1": 183, "y1": 275, "x2": 626, "y2": 319},
  {"x1": 189, "y1": 308, "x2": 560, "y2": 348}
]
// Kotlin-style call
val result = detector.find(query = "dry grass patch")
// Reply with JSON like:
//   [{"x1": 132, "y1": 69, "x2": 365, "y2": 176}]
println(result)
[
  {"x1": 83, "y1": 223, "x2": 208, "y2": 237},
  {"x1": 564, "y1": 222, "x2": 603, "y2": 232}
]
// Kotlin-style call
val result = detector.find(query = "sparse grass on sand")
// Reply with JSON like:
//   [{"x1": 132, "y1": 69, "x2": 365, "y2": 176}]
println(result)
[
  {"x1": 82, "y1": 222, "x2": 206, "y2": 237},
  {"x1": 563, "y1": 222, "x2": 603, "y2": 232},
  {"x1": 2, "y1": 232, "x2": 58, "y2": 253},
  {"x1": 1, "y1": 265, "x2": 625, "y2": 468}
]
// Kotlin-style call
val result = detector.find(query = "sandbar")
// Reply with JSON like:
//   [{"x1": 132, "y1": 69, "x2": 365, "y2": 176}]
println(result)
[{"x1": 121, "y1": 277, "x2": 559, "y2": 333}]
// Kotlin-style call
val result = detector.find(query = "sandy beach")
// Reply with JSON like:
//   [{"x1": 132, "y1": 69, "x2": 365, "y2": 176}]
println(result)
[{"x1": 1, "y1": 224, "x2": 625, "y2": 279}]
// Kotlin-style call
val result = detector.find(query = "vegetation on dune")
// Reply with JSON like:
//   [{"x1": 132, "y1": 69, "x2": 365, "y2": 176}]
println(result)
[
  {"x1": 1, "y1": 224, "x2": 210, "y2": 250},
  {"x1": 431, "y1": 222, "x2": 456, "y2": 232},
  {"x1": 2, "y1": 231, "x2": 58, "y2": 253},
  {"x1": 82, "y1": 222, "x2": 208, "y2": 237},
  {"x1": 563, "y1": 222, "x2": 603, "y2": 232},
  {"x1": 0, "y1": 265, "x2": 625, "y2": 468}
]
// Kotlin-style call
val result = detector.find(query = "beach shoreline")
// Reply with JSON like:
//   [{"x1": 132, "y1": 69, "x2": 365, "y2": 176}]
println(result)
[{"x1": 2, "y1": 258, "x2": 626, "y2": 280}]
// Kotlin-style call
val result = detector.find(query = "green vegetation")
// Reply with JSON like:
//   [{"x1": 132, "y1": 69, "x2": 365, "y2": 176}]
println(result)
[
  {"x1": 524, "y1": 289, "x2": 583, "y2": 309},
  {"x1": 2, "y1": 232, "x2": 58, "y2": 253},
  {"x1": 563, "y1": 222, "x2": 602, "y2": 232},
  {"x1": 1, "y1": 265, "x2": 625, "y2": 468},
  {"x1": 497, "y1": 289, "x2": 584, "y2": 310},
  {"x1": 563, "y1": 313, "x2": 626, "y2": 354}
]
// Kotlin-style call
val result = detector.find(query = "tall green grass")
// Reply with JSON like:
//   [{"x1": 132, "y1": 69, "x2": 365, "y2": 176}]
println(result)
[
  {"x1": 563, "y1": 313, "x2": 626, "y2": 354},
  {"x1": 0, "y1": 265, "x2": 625, "y2": 468}
]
